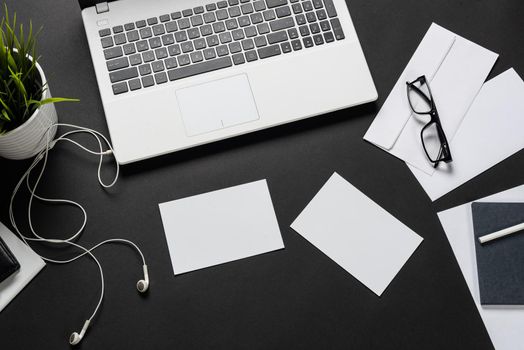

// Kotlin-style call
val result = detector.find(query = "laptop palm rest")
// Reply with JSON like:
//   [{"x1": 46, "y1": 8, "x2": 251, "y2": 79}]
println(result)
[{"x1": 175, "y1": 74, "x2": 260, "y2": 137}]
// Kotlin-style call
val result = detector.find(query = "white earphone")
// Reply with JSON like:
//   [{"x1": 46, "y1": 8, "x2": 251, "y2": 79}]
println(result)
[{"x1": 8, "y1": 123, "x2": 150, "y2": 346}]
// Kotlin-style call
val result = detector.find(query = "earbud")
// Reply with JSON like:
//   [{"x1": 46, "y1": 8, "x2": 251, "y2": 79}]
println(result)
[
  {"x1": 69, "y1": 320, "x2": 90, "y2": 346},
  {"x1": 136, "y1": 264, "x2": 149, "y2": 293}
]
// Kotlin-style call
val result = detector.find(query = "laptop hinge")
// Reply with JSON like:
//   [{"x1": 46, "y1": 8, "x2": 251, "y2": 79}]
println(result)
[{"x1": 96, "y1": 2, "x2": 109, "y2": 14}]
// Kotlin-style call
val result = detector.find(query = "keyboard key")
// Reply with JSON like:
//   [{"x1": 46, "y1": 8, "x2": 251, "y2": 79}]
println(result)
[
  {"x1": 250, "y1": 13, "x2": 264, "y2": 24},
  {"x1": 229, "y1": 41, "x2": 242, "y2": 53},
  {"x1": 254, "y1": 35, "x2": 268, "y2": 47},
  {"x1": 190, "y1": 51, "x2": 204, "y2": 62},
  {"x1": 302, "y1": 1, "x2": 313, "y2": 11},
  {"x1": 276, "y1": 6, "x2": 291, "y2": 17},
  {"x1": 229, "y1": 0, "x2": 239, "y2": 5},
  {"x1": 254, "y1": 0, "x2": 267, "y2": 11},
  {"x1": 136, "y1": 40, "x2": 149, "y2": 52},
  {"x1": 229, "y1": 6, "x2": 241, "y2": 17},
  {"x1": 165, "y1": 57, "x2": 178, "y2": 69},
  {"x1": 312, "y1": 0, "x2": 323, "y2": 8},
  {"x1": 191, "y1": 15, "x2": 204, "y2": 26},
  {"x1": 204, "y1": 12, "x2": 217, "y2": 23},
  {"x1": 241, "y1": 38, "x2": 255, "y2": 50},
  {"x1": 245, "y1": 26, "x2": 257, "y2": 37},
  {"x1": 123, "y1": 43, "x2": 136, "y2": 55},
  {"x1": 130, "y1": 54, "x2": 142, "y2": 65},
  {"x1": 267, "y1": 30, "x2": 288, "y2": 44},
  {"x1": 323, "y1": 31, "x2": 334, "y2": 42},
  {"x1": 182, "y1": 9, "x2": 193, "y2": 17},
  {"x1": 140, "y1": 27, "x2": 153, "y2": 39},
  {"x1": 181, "y1": 41, "x2": 194, "y2": 53},
  {"x1": 263, "y1": 9, "x2": 276, "y2": 21},
  {"x1": 241, "y1": 3, "x2": 254, "y2": 14},
  {"x1": 101, "y1": 36, "x2": 113, "y2": 48},
  {"x1": 257, "y1": 23, "x2": 270, "y2": 34},
  {"x1": 319, "y1": 20, "x2": 330, "y2": 31},
  {"x1": 171, "y1": 11, "x2": 182, "y2": 20},
  {"x1": 204, "y1": 48, "x2": 216, "y2": 59},
  {"x1": 155, "y1": 47, "x2": 168, "y2": 59},
  {"x1": 194, "y1": 6, "x2": 205, "y2": 14},
  {"x1": 178, "y1": 54, "x2": 191, "y2": 66},
  {"x1": 238, "y1": 16, "x2": 251, "y2": 27},
  {"x1": 226, "y1": 19, "x2": 238, "y2": 30},
  {"x1": 166, "y1": 21, "x2": 178, "y2": 32},
  {"x1": 128, "y1": 78, "x2": 142, "y2": 91},
  {"x1": 288, "y1": 28, "x2": 298, "y2": 39},
  {"x1": 110, "y1": 67, "x2": 138, "y2": 83},
  {"x1": 269, "y1": 17, "x2": 294, "y2": 31},
  {"x1": 99, "y1": 28, "x2": 111, "y2": 37},
  {"x1": 160, "y1": 14, "x2": 171, "y2": 22},
  {"x1": 219, "y1": 32, "x2": 233, "y2": 43},
  {"x1": 142, "y1": 51, "x2": 155, "y2": 62},
  {"x1": 178, "y1": 18, "x2": 191, "y2": 29},
  {"x1": 188, "y1": 28, "x2": 201, "y2": 39},
  {"x1": 310, "y1": 23, "x2": 320, "y2": 34},
  {"x1": 302, "y1": 36, "x2": 313, "y2": 47},
  {"x1": 323, "y1": 0, "x2": 337, "y2": 17},
  {"x1": 206, "y1": 3, "x2": 217, "y2": 11},
  {"x1": 136, "y1": 20, "x2": 147, "y2": 28},
  {"x1": 232, "y1": 53, "x2": 245, "y2": 64},
  {"x1": 295, "y1": 14, "x2": 306, "y2": 25},
  {"x1": 175, "y1": 31, "x2": 188, "y2": 42},
  {"x1": 216, "y1": 44, "x2": 229, "y2": 56},
  {"x1": 113, "y1": 25, "x2": 124, "y2": 34},
  {"x1": 306, "y1": 12, "x2": 316, "y2": 23},
  {"x1": 139, "y1": 64, "x2": 152, "y2": 75},
  {"x1": 200, "y1": 24, "x2": 213, "y2": 36},
  {"x1": 330, "y1": 18, "x2": 344, "y2": 40},
  {"x1": 245, "y1": 50, "x2": 258, "y2": 62},
  {"x1": 142, "y1": 75, "x2": 155, "y2": 87},
  {"x1": 114, "y1": 33, "x2": 127, "y2": 45},
  {"x1": 149, "y1": 37, "x2": 162, "y2": 48},
  {"x1": 155, "y1": 71, "x2": 168, "y2": 84},
  {"x1": 152, "y1": 61, "x2": 165, "y2": 72},
  {"x1": 206, "y1": 35, "x2": 220, "y2": 46},
  {"x1": 194, "y1": 38, "x2": 207, "y2": 49},
  {"x1": 313, "y1": 34, "x2": 324, "y2": 45},
  {"x1": 216, "y1": 9, "x2": 229, "y2": 20},
  {"x1": 299, "y1": 25, "x2": 310, "y2": 36},
  {"x1": 104, "y1": 46, "x2": 123, "y2": 60},
  {"x1": 153, "y1": 24, "x2": 165, "y2": 36},
  {"x1": 281, "y1": 41, "x2": 292, "y2": 53},
  {"x1": 162, "y1": 33, "x2": 175, "y2": 45},
  {"x1": 292, "y1": 3, "x2": 302, "y2": 14},
  {"x1": 258, "y1": 44, "x2": 281, "y2": 58},
  {"x1": 316, "y1": 9, "x2": 327, "y2": 20},
  {"x1": 147, "y1": 17, "x2": 158, "y2": 25},
  {"x1": 213, "y1": 21, "x2": 226, "y2": 32},
  {"x1": 217, "y1": 1, "x2": 228, "y2": 8},
  {"x1": 232, "y1": 29, "x2": 245, "y2": 40},
  {"x1": 112, "y1": 82, "x2": 128, "y2": 95},
  {"x1": 127, "y1": 30, "x2": 140, "y2": 42},
  {"x1": 106, "y1": 57, "x2": 129, "y2": 71},
  {"x1": 168, "y1": 56, "x2": 232, "y2": 81},
  {"x1": 266, "y1": 0, "x2": 287, "y2": 9},
  {"x1": 168, "y1": 44, "x2": 182, "y2": 56},
  {"x1": 291, "y1": 39, "x2": 302, "y2": 50}
]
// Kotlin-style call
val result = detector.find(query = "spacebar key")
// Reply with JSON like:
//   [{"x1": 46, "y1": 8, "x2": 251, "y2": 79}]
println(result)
[{"x1": 168, "y1": 57, "x2": 232, "y2": 81}]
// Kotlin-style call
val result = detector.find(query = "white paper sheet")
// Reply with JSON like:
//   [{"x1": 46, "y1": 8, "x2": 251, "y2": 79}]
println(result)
[
  {"x1": 410, "y1": 68, "x2": 524, "y2": 201},
  {"x1": 290, "y1": 172, "x2": 423, "y2": 296},
  {"x1": 438, "y1": 185, "x2": 524, "y2": 350},
  {"x1": 159, "y1": 180, "x2": 285, "y2": 275},
  {"x1": 0, "y1": 221, "x2": 45, "y2": 312},
  {"x1": 364, "y1": 23, "x2": 498, "y2": 174}
]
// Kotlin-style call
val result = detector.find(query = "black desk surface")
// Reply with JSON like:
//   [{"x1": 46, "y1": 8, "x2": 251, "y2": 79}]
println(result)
[{"x1": 1, "y1": 0, "x2": 523, "y2": 349}]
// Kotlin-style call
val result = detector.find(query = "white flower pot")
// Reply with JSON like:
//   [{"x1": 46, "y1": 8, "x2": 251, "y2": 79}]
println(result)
[{"x1": 0, "y1": 59, "x2": 58, "y2": 160}]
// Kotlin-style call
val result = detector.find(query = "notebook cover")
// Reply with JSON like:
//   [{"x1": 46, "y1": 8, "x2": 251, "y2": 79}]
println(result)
[{"x1": 472, "y1": 202, "x2": 524, "y2": 305}]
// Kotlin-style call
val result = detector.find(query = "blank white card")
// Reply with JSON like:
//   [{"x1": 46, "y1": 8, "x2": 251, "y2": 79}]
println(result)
[
  {"x1": 291, "y1": 173, "x2": 423, "y2": 296},
  {"x1": 159, "y1": 180, "x2": 284, "y2": 275}
]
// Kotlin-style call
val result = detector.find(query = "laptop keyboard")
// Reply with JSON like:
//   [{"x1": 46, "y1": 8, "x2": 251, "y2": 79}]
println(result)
[{"x1": 99, "y1": 0, "x2": 345, "y2": 95}]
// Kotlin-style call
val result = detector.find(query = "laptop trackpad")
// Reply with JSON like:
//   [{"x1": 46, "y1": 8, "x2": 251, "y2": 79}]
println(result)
[{"x1": 176, "y1": 74, "x2": 260, "y2": 137}]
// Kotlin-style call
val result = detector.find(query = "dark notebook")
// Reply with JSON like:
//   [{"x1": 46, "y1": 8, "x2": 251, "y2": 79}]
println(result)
[
  {"x1": 472, "y1": 202, "x2": 524, "y2": 305},
  {"x1": 0, "y1": 235, "x2": 20, "y2": 283}
]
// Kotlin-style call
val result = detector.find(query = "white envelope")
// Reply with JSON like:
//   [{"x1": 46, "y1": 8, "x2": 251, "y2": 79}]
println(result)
[{"x1": 364, "y1": 23, "x2": 498, "y2": 174}]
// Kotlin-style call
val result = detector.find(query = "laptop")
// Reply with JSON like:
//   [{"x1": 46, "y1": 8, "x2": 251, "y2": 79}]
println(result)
[{"x1": 78, "y1": 0, "x2": 377, "y2": 164}]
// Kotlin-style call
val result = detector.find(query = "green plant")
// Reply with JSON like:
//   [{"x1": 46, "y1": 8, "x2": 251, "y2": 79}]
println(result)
[{"x1": 0, "y1": 4, "x2": 77, "y2": 134}]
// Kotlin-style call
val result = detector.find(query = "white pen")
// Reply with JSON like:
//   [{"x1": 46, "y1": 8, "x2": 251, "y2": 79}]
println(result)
[{"x1": 478, "y1": 222, "x2": 524, "y2": 244}]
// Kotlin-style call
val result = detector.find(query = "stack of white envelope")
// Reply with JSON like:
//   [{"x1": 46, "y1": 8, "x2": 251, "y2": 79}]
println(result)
[{"x1": 364, "y1": 23, "x2": 524, "y2": 201}]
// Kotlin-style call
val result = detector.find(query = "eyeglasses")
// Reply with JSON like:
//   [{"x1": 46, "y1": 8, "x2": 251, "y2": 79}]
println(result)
[{"x1": 406, "y1": 75, "x2": 452, "y2": 168}]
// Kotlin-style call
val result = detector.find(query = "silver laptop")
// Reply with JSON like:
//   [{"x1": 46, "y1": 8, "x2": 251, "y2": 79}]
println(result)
[{"x1": 79, "y1": 0, "x2": 377, "y2": 164}]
